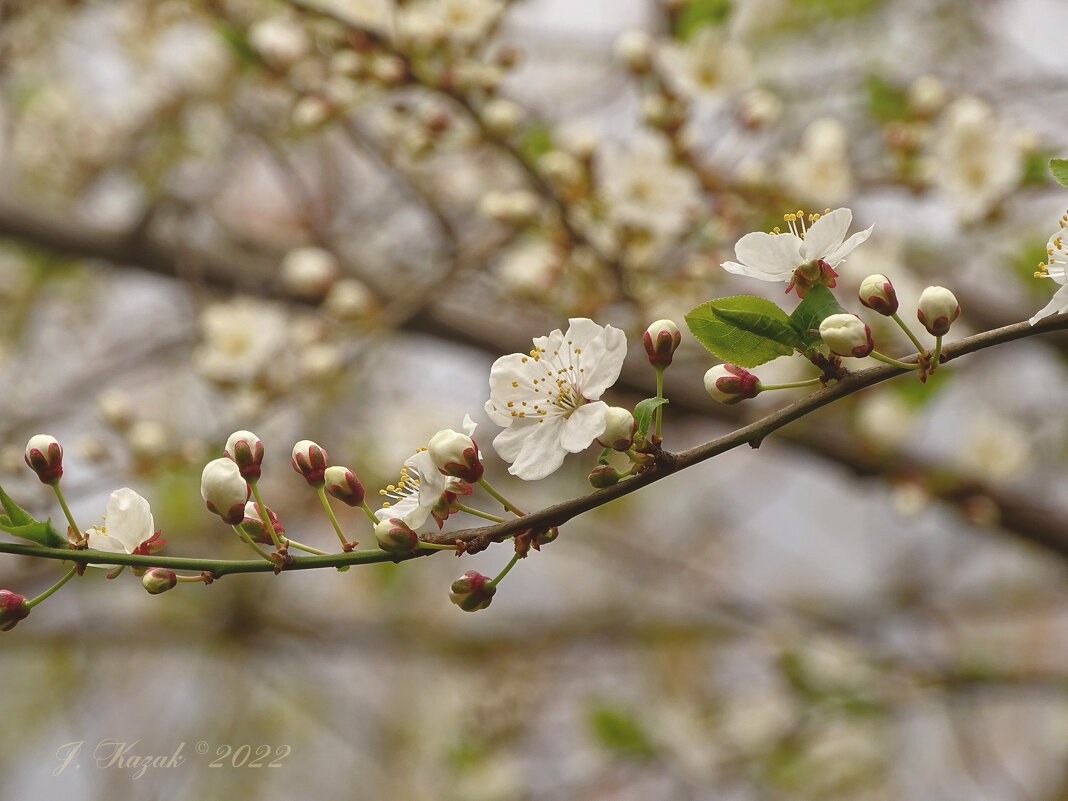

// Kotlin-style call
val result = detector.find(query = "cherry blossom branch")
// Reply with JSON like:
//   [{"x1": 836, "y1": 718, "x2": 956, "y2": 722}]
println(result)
[{"x1": 4, "y1": 314, "x2": 1067, "y2": 577}]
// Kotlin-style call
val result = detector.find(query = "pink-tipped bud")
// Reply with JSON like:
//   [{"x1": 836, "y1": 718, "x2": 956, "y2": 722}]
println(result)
[
  {"x1": 0, "y1": 590, "x2": 30, "y2": 631},
  {"x1": 703, "y1": 364, "x2": 761, "y2": 404},
  {"x1": 427, "y1": 429, "x2": 484, "y2": 483},
  {"x1": 819, "y1": 313, "x2": 875, "y2": 358},
  {"x1": 291, "y1": 440, "x2": 328, "y2": 486},
  {"x1": 224, "y1": 430, "x2": 264, "y2": 481},
  {"x1": 374, "y1": 517, "x2": 419, "y2": 556},
  {"x1": 588, "y1": 464, "x2": 621, "y2": 488},
  {"x1": 448, "y1": 570, "x2": 496, "y2": 612},
  {"x1": 858, "y1": 274, "x2": 899, "y2": 316},
  {"x1": 596, "y1": 407, "x2": 637, "y2": 451},
  {"x1": 643, "y1": 319, "x2": 682, "y2": 367},
  {"x1": 142, "y1": 568, "x2": 178, "y2": 595},
  {"x1": 239, "y1": 501, "x2": 285, "y2": 544},
  {"x1": 24, "y1": 434, "x2": 63, "y2": 484},
  {"x1": 201, "y1": 458, "x2": 250, "y2": 525},
  {"x1": 917, "y1": 286, "x2": 960, "y2": 336},
  {"x1": 324, "y1": 466, "x2": 366, "y2": 507}
]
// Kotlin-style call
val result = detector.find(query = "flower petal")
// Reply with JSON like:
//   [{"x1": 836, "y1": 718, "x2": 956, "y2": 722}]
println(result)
[
  {"x1": 799, "y1": 208, "x2": 851, "y2": 260},
  {"x1": 571, "y1": 323, "x2": 628, "y2": 400},
  {"x1": 559, "y1": 402, "x2": 608, "y2": 453},
  {"x1": 728, "y1": 231, "x2": 803, "y2": 280},
  {"x1": 104, "y1": 488, "x2": 153, "y2": 552},
  {"x1": 822, "y1": 225, "x2": 873, "y2": 267},
  {"x1": 497, "y1": 417, "x2": 568, "y2": 480},
  {"x1": 1029, "y1": 283, "x2": 1068, "y2": 325},
  {"x1": 409, "y1": 450, "x2": 445, "y2": 508}
]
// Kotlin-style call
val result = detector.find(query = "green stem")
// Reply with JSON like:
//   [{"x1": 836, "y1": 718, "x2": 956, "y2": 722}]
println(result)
[
  {"x1": 416, "y1": 540, "x2": 459, "y2": 551},
  {"x1": 477, "y1": 478, "x2": 524, "y2": 516},
  {"x1": 891, "y1": 312, "x2": 926, "y2": 353},
  {"x1": 231, "y1": 525, "x2": 275, "y2": 562},
  {"x1": 758, "y1": 378, "x2": 823, "y2": 391},
  {"x1": 654, "y1": 366, "x2": 665, "y2": 437},
  {"x1": 869, "y1": 350, "x2": 917, "y2": 371},
  {"x1": 316, "y1": 486, "x2": 353, "y2": 549},
  {"x1": 359, "y1": 501, "x2": 379, "y2": 525},
  {"x1": 24, "y1": 565, "x2": 78, "y2": 608},
  {"x1": 283, "y1": 537, "x2": 329, "y2": 555},
  {"x1": 932, "y1": 335, "x2": 943, "y2": 369},
  {"x1": 50, "y1": 482, "x2": 80, "y2": 537},
  {"x1": 176, "y1": 574, "x2": 210, "y2": 583},
  {"x1": 455, "y1": 503, "x2": 507, "y2": 523},
  {"x1": 249, "y1": 481, "x2": 283, "y2": 551},
  {"x1": 487, "y1": 552, "x2": 521, "y2": 587}
]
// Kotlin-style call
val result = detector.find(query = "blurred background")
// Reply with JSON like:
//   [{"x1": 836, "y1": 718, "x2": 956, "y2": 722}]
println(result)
[{"x1": 2, "y1": 0, "x2": 1068, "y2": 798}]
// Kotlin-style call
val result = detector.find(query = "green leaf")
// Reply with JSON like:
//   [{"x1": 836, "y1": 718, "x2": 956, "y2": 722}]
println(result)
[
  {"x1": 633, "y1": 397, "x2": 669, "y2": 437},
  {"x1": 864, "y1": 74, "x2": 908, "y2": 123},
  {"x1": 1050, "y1": 158, "x2": 1068, "y2": 188},
  {"x1": 685, "y1": 296, "x2": 801, "y2": 367},
  {"x1": 588, "y1": 703, "x2": 656, "y2": 760},
  {"x1": 673, "y1": 0, "x2": 732, "y2": 40},
  {"x1": 0, "y1": 484, "x2": 66, "y2": 547},
  {"x1": 788, "y1": 284, "x2": 848, "y2": 350}
]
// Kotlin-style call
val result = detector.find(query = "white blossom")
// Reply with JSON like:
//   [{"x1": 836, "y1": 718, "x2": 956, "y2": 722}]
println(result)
[
  {"x1": 721, "y1": 208, "x2": 872, "y2": 296},
  {"x1": 1029, "y1": 211, "x2": 1068, "y2": 325},
  {"x1": 85, "y1": 488, "x2": 159, "y2": 558},
  {"x1": 598, "y1": 134, "x2": 701, "y2": 239},
  {"x1": 485, "y1": 319, "x2": 627, "y2": 480},
  {"x1": 656, "y1": 26, "x2": 752, "y2": 98},
  {"x1": 193, "y1": 298, "x2": 289, "y2": 385}
]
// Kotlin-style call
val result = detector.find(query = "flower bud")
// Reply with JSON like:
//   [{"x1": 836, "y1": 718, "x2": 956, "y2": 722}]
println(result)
[
  {"x1": 324, "y1": 466, "x2": 366, "y2": 507},
  {"x1": 239, "y1": 501, "x2": 285, "y2": 544},
  {"x1": 703, "y1": 364, "x2": 761, "y2": 404},
  {"x1": 24, "y1": 434, "x2": 63, "y2": 484},
  {"x1": 615, "y1": 29, "x2": 653, "y2": 73},
  {"x1": 588, "y1": 464, "x2": 621, "y2": 488},
  {"x1": 375, "y1": 517, "x2": 419, "y2": 556},
  {"x1": 858, "y1": 274, "x2": 899, "y2": 316},
  {"x1": 448, "y1": 570, "x2": 496, "y2": 612},
  {"x1": 596, "y1": 407, "x2": 636, "y2": 451},
  {"x1": 427, "y1": 429, "x2": 484, "y2": 482},
  {"x1": 201, "y1": 458, "x2": 250, "y2": 524},
  {"x1": 819, "y1": 313, "x2": 875, "y2": 358},
  {"x1": 916, "y1": 286, "x2": 960, "y2": 336},
  {"x1": 142, "y1": 568, "x2": 178, "y2": 595},
  {"x1": 225, "y1": 430, "x2": 264, "y2": 481},
  {"x1": 291, "y1": 440, "x2": 328, "y2": 486},
  {"x1": 0, "y1": 590, "x2": 30, "y2": 631},
  {"x1": 643, "y1": 319, "x2": 682, "y2": 367}
]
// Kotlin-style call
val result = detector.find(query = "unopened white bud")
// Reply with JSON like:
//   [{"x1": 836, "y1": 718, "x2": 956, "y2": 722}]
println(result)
[
  {"x1": 819, "y1": 314, "x2": 874, "y2": 358},
  {"x1": 615, "y1": 30, "x2": 653, "y2": 72},
  {"x1": 324, "y1": 279, "x2": 374, "y2": 320},
  {"x1": 201, "y1": 458, "x2": 250, "y2": 524},
  {"x1": 281, "y1": 247, "x2": 339, "y2": 298},
  {"x1": 916, "y1": 286, "x2": 960, "y2": 336},
  {"x1": 596, "y1": 407, "x2": 636, "y2": 451},
  {"x1": 481, "y1": 99, "x2": 523, "y2": 137}
]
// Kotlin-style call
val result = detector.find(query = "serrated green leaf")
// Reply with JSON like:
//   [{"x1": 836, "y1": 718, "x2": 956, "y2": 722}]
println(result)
[
  {"x1": 633, "y1": 397, "x2": 669, "y2": 437},
  {"x1": 0, "y1": 483, "x2": 67, "y2": 547},
  {"x1": 0, "y1": 519, "x2": 66, "y2": 548},
  {"x1": 674, "y1": 0, "x2": 733, "y2": 40},
  {"x1": 0, "y1": 483, "x2": 36, "y2": 527},
  {"x1": 788, "y1": 284, "x2": 848, "y2": 349},
  {"x1": 1050, "y1": 158, "x2": 1068, "y2": 188},
  {"x1": 685, "y1": 296, "x2": 800, "y2": 367}
]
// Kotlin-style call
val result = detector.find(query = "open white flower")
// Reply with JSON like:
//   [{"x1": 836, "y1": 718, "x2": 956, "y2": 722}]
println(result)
[
  {"x1": 485, "y1": 318, "x2": 627, "y2": 480},
  {"x1": 376, "y1": 416, "x2": 477, "y2": 529},
  {"x1": 84, "y1": 488, "x2": 162, "y2": 568},
  {"x1": 721, "y1": 208, "x2": 873, "y2": 297},
  {"x1": 1030, "y1": 211, "x2": 1068, "y2": 325}
]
